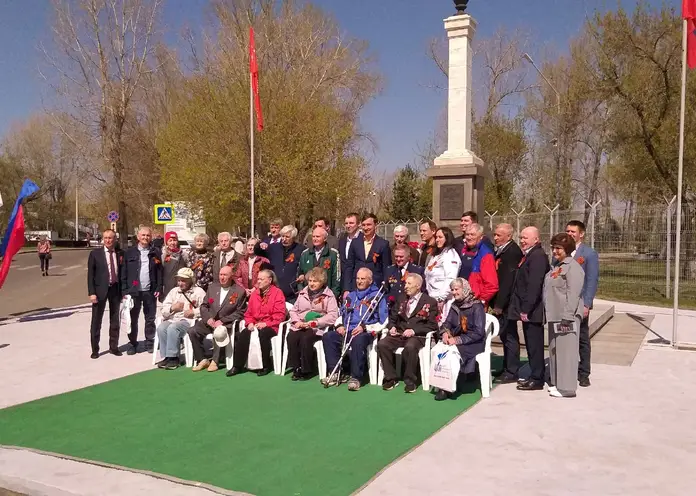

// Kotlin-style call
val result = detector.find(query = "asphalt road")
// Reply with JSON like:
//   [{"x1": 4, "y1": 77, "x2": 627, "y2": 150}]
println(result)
[{"x1": 0, "y1": 250, "x2": 91, "y2": 318}]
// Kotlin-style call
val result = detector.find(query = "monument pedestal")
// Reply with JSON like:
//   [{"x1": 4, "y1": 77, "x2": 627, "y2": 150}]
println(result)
[
  {"x1": 428, "y1": 154, "x2": 488, "y2": 230},
  {"x1": 430, "y1": 12, "x2": 487, "y2": 229}
]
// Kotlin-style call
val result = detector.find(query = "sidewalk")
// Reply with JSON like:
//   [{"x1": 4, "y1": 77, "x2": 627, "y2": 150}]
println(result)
[{"x1": 1, "y1": 301, "x2": 695, "y2": 495}]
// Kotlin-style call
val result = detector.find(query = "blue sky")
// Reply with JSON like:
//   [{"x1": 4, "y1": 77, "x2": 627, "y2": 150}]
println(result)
[{"x1": 0, "y1": 0, "x2": 677, "y2": 173}]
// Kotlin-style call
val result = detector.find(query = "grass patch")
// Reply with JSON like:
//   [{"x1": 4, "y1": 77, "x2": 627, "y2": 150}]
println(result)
[{"x1": 0, "y1": 368, "x2": 480, "y2": 496}]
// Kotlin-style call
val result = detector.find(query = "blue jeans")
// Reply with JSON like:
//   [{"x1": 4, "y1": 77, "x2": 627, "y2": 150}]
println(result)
[
  {"x1": 156, "y1": 320, "x2": 191, "y2": 359},
  {"x1": 322, "y1": 330, "x2": 374, "y2": 380}
]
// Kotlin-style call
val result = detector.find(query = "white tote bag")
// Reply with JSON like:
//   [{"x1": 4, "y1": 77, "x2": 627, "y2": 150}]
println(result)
[
  {"x1": 247, "y1": 328, "x2": 264, "y2": 370},
  {"x1": 429, "y1": 342, "x2": 461, "y2": 392},
  {"x1": 119, "y1": 295, "x2": 134, "y2": 335}
]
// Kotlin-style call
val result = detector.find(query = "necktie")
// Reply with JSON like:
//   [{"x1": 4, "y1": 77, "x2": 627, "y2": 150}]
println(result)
[
  {"x1": 221, "y1": 252, "x2": 227, "y2": 266},
  {"x1": 109, "y1": 251, "x2": 117, "y2": 285}
]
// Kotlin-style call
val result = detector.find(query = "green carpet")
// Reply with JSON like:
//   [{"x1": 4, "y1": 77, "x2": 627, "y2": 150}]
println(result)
[{"x1": 0, "y1": 369, "x2": 482, "y2": 496}]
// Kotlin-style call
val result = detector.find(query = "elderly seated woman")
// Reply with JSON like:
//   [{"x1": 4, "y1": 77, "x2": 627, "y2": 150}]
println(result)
[
  {"x1": 187, "y1": 233, "x2": 214, "y2": 292},
  {"x1": 287, "y1": 267, "x2": 339, "y2": 381},
  {"x1": 434, "y1": 277, "x2": 487, "y2": 401},
  {"x1": 227, "y1": 269, "x2": 287, "y2": 377},
  {"x1": 156, "y1": 268, "x2": 206, "y2": 370}
]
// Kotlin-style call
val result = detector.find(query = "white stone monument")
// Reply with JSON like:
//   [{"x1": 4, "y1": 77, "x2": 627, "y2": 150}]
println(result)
[{"x1": 428, "y1": 1, "x2": 488, "y2": 229}]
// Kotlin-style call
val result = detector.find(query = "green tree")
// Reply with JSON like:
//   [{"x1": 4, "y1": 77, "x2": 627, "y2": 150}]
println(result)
[{"x1": 388, "y1": 165, "x2": 421, "y2": 220}]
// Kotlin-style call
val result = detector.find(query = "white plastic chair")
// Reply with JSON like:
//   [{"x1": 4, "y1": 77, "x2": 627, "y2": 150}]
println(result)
[
  {"x1": 152, "y1": 315, "x2": 195, "y2": 367},
  {"x1": 237, "y1": 317, "x2": 288, "y2": 375},
  {"x1": 476, "y1": 314, "x2": 500, "y2": 398},
  {"x1": 377, "y1": 330, "x2": 435, "y2": 391},
  {"x1": 188, "y1": 323, "x2": 235, "y2": 371},
  {"x1": 309, "y1": 316, "x2": 385, "y2": 385}
]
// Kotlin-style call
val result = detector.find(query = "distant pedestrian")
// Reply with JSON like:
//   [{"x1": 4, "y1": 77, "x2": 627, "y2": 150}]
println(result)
[{"x1": 37, "y1": 235, "x2": 52, "y2": 276}]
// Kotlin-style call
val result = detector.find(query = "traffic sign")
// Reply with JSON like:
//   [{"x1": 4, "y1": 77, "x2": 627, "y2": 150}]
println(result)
[
  {"x1": 110, "y1": 222, "x2": 117, "y2": 232},
  {"x1": 107, "y1": 211, "x2": 119, "y2": 223},
  {"x1": 154, "y1": 204, "x2": 174, "y2": 225}
]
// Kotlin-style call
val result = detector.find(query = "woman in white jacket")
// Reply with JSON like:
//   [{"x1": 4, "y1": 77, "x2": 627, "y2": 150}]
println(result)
[{"x1": 425, "y1": 227, "x2": 462, "y2": 325}]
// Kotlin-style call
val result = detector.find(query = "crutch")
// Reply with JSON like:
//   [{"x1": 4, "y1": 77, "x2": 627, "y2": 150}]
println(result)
[{"x1": 324, "y1": 283, "x2": 386, "y2": 388}]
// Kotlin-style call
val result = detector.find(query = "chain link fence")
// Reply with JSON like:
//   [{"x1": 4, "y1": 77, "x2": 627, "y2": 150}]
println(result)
[{"x1": 378, "y1": 202, "x2": 696, "y2": 307}]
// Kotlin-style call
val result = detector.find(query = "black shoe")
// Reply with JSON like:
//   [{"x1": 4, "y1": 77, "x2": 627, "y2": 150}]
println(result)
[
  {"x1": 291, "y1": 369, "x2": 302, "y2": 381},
  {"x1": 164, "y1": 358, "x2": 179, "y2": 370},
  {"x1": 492, "y1": 369, "x2": 505, "y2": 378},
  {"x1": 517, "y1": 380, "x2": 544, "y2": 391},
  {"x1": 382, "y1": 379, "x2": 399, "y2": 391},
  {"x1": 578, "y1": 377, "x2": 591, "y2": 387},
  {"x1": 298, "y1": 372, "x2": 312, "y2": 381},
  {"x1": 145, "y1": 341, "x2": 154, "y2": 354},
  {"x1": 404, "y1": 383, "x2": 418, "y2": 394},
  {"x1": 127, "y1": 343, "x2": 137, "y2": 355},
  {"x1": 226, "y1": 366, "x2": 242, "y2": 377},
  {"x1": 109, "y1": 348, "x2": 123, "y2": 357},
  {"x1": 156, "y1": 358, "x2": 169, "y2": 369},
  {"x1": 256, "y1": 368, "x2": 271, "y2": 377},
  {"x1": 434, "y1": 389, "x2": 450, "y2": 401},
  {"x1": 90, "y1": 352, "x2": 99, "y2": 359},
  {"x1": 494, "y1": 372, "x2": 519, "y2": 384}
]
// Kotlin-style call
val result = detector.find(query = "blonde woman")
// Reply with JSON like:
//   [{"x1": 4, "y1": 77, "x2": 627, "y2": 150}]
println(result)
[{"x1": 186, "y1": 233, "x2": 214, "y2": 292}]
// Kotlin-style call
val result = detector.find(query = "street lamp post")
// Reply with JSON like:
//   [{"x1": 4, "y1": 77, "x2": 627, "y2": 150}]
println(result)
[{"x1": 523, "y1": 53, "x2": 563, "y2": 206}]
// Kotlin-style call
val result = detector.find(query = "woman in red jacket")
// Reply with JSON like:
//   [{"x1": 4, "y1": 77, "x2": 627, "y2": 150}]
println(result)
[{"x1": 228, "y1": 269, "x2": 286, "y2": 377}]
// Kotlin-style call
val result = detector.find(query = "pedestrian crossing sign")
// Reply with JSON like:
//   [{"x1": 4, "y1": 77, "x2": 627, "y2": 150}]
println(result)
[{"x1": 154, "y1": 204, "x2": 174, "y2": 225}]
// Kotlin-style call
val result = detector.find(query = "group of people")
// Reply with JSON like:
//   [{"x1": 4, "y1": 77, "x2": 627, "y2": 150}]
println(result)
[{"x1": 86, "y1": 210, "x2": 598, "y2": 400}]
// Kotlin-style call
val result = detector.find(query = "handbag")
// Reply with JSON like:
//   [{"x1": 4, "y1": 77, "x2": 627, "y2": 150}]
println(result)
[
  {"x1": 46, "y1": 252, "x2": 52, "y2": 260},
  {"x1": 429, "y1": 341, "x2": 461, "y2": 392},
  {"x1": 119, "y1": 295, "x2": 134, "y2": 334},
  {"x1": 247, "y1": 329, "x2": 264, "y2": 370}
]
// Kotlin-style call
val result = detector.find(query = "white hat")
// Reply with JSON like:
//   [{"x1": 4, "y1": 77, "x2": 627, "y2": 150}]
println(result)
[
  {"x1": 212, "y1": 325, "x2": 230, "y2": 347},
  {"x1": 176, "y1": 267, "x2": 195, "y2": 281}
]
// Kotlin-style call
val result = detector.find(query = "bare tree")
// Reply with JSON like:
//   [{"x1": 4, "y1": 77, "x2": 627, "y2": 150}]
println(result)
[{"x1": 41, "y1": 0, "x2": 164, "y2": 235}]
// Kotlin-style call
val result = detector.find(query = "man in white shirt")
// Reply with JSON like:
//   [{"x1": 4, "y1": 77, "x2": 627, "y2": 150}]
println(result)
[
  {"x1": 213, "y1": 232, "x2": 237, "y2": 281},
  {"x1": 377, "y1": 273, "x2": 439, "y2": 393}
]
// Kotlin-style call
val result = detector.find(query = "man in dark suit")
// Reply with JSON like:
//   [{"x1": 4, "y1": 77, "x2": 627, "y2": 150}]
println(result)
[
  {"x1": 454, "y1": 211, "x2": 494, "y2": 254},
  {"x1": 416, "y1": 220, "x2": 437, "y2": 267},
  {"x1": 378, "y1": 273, "x2": 438, "y2": 393},
  {"x1": 303, "y1": 217, "x2": 339, "y2": 251},
  {"x1": 490, "y1": 223, "x2": 524, "y2": 381},
  {"x1": 566, "y1": 220, "x2": 599, "y2": 387},
  {"x1": 384, "y1": 245, "x2": 425, "y2": 306},
  {"x1": 505, "y1": 227, "x2": 550, "y2": 391},
  {"x1": 338, "y1": 212, "x2": 361, "y2": 289},
  {"x1": 87, "y1": 229, "x2": 122, "y2": 359},
  {"x1": 212, "y1": 231, "x2": 238, "y2": 282},
  {"x1": 343, "y1": 214, "x2": 392, "y2": 295},
  {"x1": 120, "y1": 226, "x2": 163, "y2": 355},
  {"x1": 188, "y1": 265, "x2": 247, "y2": 372},
  {"x1": 257, "y1": 225, "x2": 305, "y2": 303},
  {"x1": 262, "y1": 218, "x2": 283, "y2": 246}
]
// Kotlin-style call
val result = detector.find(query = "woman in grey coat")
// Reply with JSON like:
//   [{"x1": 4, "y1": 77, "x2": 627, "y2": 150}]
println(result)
[{"x1": 544, "y1": 233, "x2": 585, "y2": 398}]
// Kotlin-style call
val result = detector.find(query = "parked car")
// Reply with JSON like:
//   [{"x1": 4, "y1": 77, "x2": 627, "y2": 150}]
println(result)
[{"x1": 178, "y1": 240, "x2": 192, "y2": 255}]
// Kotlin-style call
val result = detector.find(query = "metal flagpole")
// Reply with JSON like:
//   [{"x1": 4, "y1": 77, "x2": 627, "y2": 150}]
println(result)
[
  {"x1": 672, "y1": 18, "x2": 688, "y2": 348},
  {"x1": 250, "y1": 72, "x2": 255, "y2": 238}
]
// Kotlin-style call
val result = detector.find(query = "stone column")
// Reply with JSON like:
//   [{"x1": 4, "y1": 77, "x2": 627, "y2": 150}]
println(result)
[{"x1": 428, "y1": 13, "x2": 488, "y2": 230}]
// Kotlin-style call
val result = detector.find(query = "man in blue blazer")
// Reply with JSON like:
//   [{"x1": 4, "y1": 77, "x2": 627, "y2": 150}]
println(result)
[
  {"x1": 338, "y1": 212, "x2": 361, "y2": 286},
  {"x1": 384, "y1": 246, "x2": 425, "y2": 306},
  {"x1": 566, "y1": 220, "x2": 599, "y2": 388},
  {"x1": 256, "y1": 225, "x2": 305, "y2": 304},
  {"x1": 120, "y1": 226, "x2": 163, "y2": 355},
  {"x1": 343, "y1": 214, "x2": 392, "y2": 296}
]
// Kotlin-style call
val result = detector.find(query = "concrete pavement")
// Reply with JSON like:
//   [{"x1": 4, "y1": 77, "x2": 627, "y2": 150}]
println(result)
[
  {"x1": 1, "y1": 301, "x2": 695, "y2": 495},
  {"x1": 0, "y1": 251, "x2": 90, "y2": 319}
]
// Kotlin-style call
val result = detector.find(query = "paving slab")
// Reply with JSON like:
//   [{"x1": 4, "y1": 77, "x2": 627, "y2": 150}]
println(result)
[{"x1": 359, "y1": 346, "x2": 696, "y2": 496}]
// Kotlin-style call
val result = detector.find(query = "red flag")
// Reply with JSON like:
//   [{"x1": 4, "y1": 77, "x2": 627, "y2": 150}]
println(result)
[
  {"x1": 249, "y1": 27, "x2": 264, "y2": 131},
  {"x1": 0, "y1": 205, "x2": 27, "y2": 289},
  {"x1": 684, "y1": 0, "x2": 696, "y2": 69}
]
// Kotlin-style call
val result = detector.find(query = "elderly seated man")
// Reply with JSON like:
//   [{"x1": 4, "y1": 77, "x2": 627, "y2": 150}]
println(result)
[
  {"x1": 156, "y1": 268, "x2": 206, "y2": 370},
  {"x1": 187, "y1": 265, "x2": 247, "y2": 372},
  {"x1": 378, "y1": 273, "x2": 438, "y2": 393},
  {"x1": 287, "y1": 267, "x2": 339, "y2": 381},
  {"x1": 321, "y1": 267, "x2": 388, "y2": 391}
]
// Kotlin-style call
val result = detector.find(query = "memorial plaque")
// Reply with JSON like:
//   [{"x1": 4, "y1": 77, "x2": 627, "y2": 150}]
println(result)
[{"x1": 439, "y1": 184, "x2": 465, "y2": 220}]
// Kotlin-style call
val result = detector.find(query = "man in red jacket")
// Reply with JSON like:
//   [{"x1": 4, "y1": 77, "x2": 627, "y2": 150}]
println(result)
[{"x1": 464, "y1": 223, "x2": 499, "y2": 306}]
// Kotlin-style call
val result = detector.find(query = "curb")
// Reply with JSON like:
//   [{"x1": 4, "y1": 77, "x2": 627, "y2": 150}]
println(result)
[{"x1": 16, "y1": 248, "x2": 92, "y2": 255}]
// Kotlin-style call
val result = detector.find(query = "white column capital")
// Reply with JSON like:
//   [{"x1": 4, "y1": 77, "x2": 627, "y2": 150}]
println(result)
[{"x1": 443, "y1": 14, "x2": 477, "y2": 40}]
